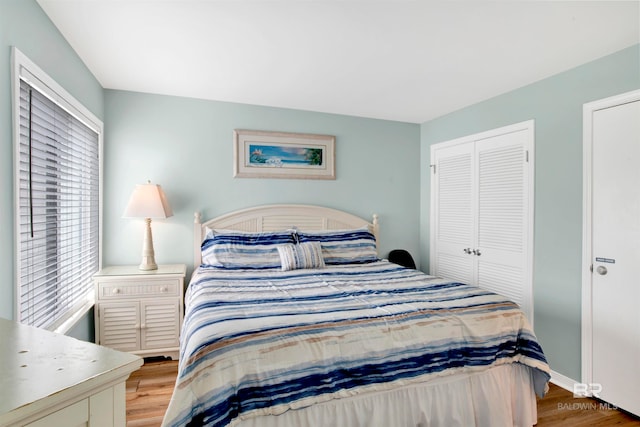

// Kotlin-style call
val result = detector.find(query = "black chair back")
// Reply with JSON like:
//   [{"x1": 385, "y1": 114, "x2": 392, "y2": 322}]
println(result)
[{"x1": 388, "y1": 249, "x2": 416, "y2": 269}]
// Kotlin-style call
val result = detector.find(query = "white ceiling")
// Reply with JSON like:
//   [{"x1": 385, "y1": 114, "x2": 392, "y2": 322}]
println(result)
[{"x1": 37, "y1": 1, "x2": 639, "y2": 124}]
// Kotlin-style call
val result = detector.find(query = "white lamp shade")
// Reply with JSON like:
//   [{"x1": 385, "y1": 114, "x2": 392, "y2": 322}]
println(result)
[{"x1": 123, "y1": 182, "x2": 173, "y2": 219}]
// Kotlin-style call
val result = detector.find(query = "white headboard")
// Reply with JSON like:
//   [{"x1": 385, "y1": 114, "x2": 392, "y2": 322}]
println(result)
[{"x1": 193, "y1": 204, "x2": 379, "y2": 269}]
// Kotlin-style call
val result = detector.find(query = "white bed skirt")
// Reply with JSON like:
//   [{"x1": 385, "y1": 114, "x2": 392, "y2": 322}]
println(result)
[{"x1": 234, "y1": 364, "x2": 538, "y2": 427}]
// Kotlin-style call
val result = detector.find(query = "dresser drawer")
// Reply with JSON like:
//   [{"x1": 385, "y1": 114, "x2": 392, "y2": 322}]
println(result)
[{"x1": 98, "y1": 279, "x2": 181, "y2": 299}]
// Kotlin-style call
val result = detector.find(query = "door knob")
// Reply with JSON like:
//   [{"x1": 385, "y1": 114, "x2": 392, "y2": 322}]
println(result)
[
  {"x1": 596, "y1": 265, "x2": 608, "y2": 275},
  {"x1": 463, "y1": 248, "x2": 472, "y2": 254}
]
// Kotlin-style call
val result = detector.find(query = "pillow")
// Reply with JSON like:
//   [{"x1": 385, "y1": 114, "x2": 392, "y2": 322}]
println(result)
[
  {"x1": 296, "y1": 227, "x2": 378, "y2": 265},
  {"x1": 201, "y1": 229, "x2": 295, "y2": 269},
  {"x1": 277, "y1": 241, "x2": 325, "y2": 271}
]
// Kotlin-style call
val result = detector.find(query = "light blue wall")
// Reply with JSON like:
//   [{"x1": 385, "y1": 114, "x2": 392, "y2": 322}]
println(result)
[
  {"x1": 420, "y1": 44, "x2": 640, "y2": 382},
  {"x1": 0, "y1": 0, "x2": 104, "y2": 340},
  {"x1": 3, "y1": 1, "x2": 639, "y2": 380},
  {"x1": 1, "y1": 0, "x2": 420, "y2": 343},
  {"x1": 103, "y1": 90, "x2": 421, "y2": 276}
]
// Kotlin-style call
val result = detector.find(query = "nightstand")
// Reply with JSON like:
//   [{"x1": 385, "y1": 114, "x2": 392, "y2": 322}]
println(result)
[{"x1": 93, "y1": 264, "x2": 186, "y2": 360}]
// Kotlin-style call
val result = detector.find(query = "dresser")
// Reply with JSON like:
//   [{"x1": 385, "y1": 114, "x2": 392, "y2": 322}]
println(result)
[
  {"x1": 94, "y1": 264, "x2": 186, "y2": 360},
  {"x1": 0, "y1": 317, "x2": 142, "y2": 426}
]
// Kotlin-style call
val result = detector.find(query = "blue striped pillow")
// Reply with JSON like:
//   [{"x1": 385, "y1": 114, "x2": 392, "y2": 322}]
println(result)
[
  {"x1": 201, "y1": 229, "x2": 295, "y2": 269},
  {"x1": 296, "y1": 227, "x2": 378, "y2": 265},
  {"x1": 277, "y1": 242, "x2": 325, "y2": 271}
]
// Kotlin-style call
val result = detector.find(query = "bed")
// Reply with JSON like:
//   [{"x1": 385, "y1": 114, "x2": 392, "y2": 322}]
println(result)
[{"x1": 162, "y1": 204, "x2": 550, "y2": 427}]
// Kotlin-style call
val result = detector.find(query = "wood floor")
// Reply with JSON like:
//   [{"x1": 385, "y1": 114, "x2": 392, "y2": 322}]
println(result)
[
  {"x1": 126, "y1": 359, "x2": 179, "y2": 427},
  {"x1": 126, "y1": 359, "x2": 640, "y2": 427}
]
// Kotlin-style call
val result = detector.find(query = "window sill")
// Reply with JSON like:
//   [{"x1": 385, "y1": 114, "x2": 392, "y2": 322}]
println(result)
[{"x1": 52, "y1": 294, "x2": 96, "y2": 336}]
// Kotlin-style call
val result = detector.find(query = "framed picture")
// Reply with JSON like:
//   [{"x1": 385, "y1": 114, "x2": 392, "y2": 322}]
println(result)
[{"x1": 234, "y1": 129, "x2": 336, "y2": 180}]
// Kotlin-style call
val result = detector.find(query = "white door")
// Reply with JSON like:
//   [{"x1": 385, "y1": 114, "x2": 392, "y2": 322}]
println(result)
[
  {"x1": 584, "y1": 91, "x2": 640, "y2": 415},
  {"x1": 475, "y1": 130, "x2": 531, "y2": 314},
  {"x1": 430, "y1": 120, "x2": 534, "y2": 322},
  {"x1": 431, "y1": 141, "x2": 475, "y2": 285}
]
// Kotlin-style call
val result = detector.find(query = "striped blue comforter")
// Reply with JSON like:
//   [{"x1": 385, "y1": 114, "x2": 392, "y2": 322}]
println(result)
[{"x1": 162, "y1": 261, "x2": 550, "y2": 427}]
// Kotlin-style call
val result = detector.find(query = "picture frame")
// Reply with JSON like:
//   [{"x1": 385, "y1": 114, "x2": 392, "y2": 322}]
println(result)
[{"x1": 233, "y1": 129, "x2": 336, "y2": 180}]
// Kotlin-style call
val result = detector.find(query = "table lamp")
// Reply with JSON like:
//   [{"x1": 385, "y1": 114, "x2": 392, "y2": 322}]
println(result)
[{"x1": 123, "y1": 181, "x2": 173, "y2": 270}]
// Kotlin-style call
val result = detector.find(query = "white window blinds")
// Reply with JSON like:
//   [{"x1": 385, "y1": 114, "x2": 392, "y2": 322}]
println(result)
[{"x1": 16, "y1": 76, "x2": 101, "y2": 331}]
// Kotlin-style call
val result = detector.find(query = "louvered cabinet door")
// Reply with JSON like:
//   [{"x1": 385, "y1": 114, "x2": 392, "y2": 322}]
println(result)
[
  {"x1": 431, "y1": 141, "x2": 475, "y2": 284},
  {"x1": 98, "y1": 302, "x2": 141, "y2": 352},
  {"x1": 141, "y1": 299, "x2": 180, "y2": 350}
]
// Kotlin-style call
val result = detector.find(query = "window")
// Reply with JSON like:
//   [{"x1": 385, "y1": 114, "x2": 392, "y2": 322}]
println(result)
[{"x1": 12, "y1": 48, "x2": 103, "y2": 332}]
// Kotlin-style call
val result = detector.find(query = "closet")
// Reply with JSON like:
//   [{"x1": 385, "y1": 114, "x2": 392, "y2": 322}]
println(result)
[{"x1": 430, "y1": 121, "x2": 534, "y2": 322}]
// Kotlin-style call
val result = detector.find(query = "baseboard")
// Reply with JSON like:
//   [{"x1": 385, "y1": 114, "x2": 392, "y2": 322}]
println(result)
[{"x1": 550, "y1": 370, "x2": 577, "y2": 392}]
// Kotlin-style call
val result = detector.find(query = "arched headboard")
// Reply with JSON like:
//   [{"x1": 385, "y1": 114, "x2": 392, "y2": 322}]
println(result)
[{"x1": 193, "y1": 204, "x2": 379, "y2": 269}]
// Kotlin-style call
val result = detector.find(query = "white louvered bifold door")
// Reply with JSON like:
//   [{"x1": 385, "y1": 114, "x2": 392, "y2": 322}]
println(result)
[
  {"x1": 475, "y1": 129, "x2": 532, "y2": 320},
  {"x1": 430, "y1": 122, "x2": 534, "y2": 323},
  {"x1": 431, "y1": 141, "x2": 475, "y2": 285}
]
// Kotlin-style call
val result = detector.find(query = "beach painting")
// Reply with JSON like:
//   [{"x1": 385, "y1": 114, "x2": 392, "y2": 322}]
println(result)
[
  {"x1": 248, "y1": 144, "x2": 323, "y2": 168},
  {"x1": 234, "y1": 130, "x2": 335, "y2": 179}
]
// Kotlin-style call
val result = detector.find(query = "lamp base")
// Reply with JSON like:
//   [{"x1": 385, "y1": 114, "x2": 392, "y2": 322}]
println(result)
[
  {"x1": 139, "y1": 217, "x2": 158, "y2": 270},
  {"x1": 139, "y1": 257, "x2": 158, "y2": 271}
]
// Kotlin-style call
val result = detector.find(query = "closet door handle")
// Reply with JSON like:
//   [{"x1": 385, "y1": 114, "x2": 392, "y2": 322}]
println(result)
[{"x1": 463, "y1": 248, "x2": 481, "y2": 255}]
